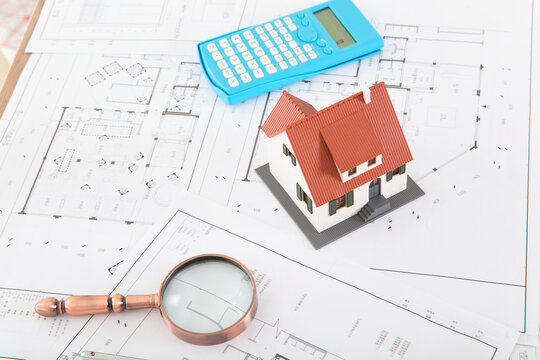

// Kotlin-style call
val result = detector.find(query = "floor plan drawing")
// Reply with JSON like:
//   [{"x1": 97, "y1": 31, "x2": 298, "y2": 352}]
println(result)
[
  {"x1": 0, "y1": 0, "x2": 536, "y2": 352},
  {"x1": 222, "y1": 318, "x2": 345, "y2": 360},
  {"x1": 0, "y1": 53, "x2": 215, "y2": 294},
  {"x1": 0, "y1": 287, "x2": 90, "y2": 357},
  {"x1": 27, "y1": 0, "x2": 248, "y2": 54},
  {"x1": 183, "y1": 21, "x2": 537, "y2": 343},
  {"x1": 45, "y1": 206, "x2": 518, "y2": 360}
]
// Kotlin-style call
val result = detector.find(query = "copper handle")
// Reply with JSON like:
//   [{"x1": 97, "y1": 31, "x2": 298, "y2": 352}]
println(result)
[{"x1": 34, "y1": 293, "x2": 160, "y2": 317}]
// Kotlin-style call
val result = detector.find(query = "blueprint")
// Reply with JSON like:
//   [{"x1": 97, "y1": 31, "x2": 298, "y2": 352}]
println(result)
[
  {"x1": 0, "y1": 52, "x2": 216, "y2": 294},
  {"x1": 27, "y1": 0, "x2": 248, "y2": 55},
  {"x1": 0, "y1": 194, "x2": 520, "y2": 360},
  {"x1": 0, "y1": 0, "x2": 537, "y2": 351}
]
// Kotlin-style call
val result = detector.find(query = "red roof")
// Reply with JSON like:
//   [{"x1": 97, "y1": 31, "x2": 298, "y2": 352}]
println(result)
[
  {"x1": 261, "y1": 91, "x2": 316, "y2": 137},
  {"x1": 320, "y1": 108, "x2": 383, "y2": 173},
  {"x1": 262, "y1": 82, "x2": 413, "y2": 207}
]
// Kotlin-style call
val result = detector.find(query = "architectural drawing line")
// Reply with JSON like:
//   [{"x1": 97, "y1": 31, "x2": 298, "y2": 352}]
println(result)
[
  {"x1": 0, "y1": 287, "x2": 72, "y2": 297},
  {"x1": 241, "y1": 92, "x2": 270, "y2": 183},
  {"x1": 370, "y1": 268, "x2": 526, "y2": 288},
  {"x1": 137, "y1": 211, "x2": 500, "y2": 353},
  {"x1": 19, "y1": 106, "x2": 68, "y2": 215},
  {"x1": 187, "y1": 96, "x2": 218, "y2": 191},
  {"x1": 522, "y1": 0, "x2": 536, "y2": 335}
]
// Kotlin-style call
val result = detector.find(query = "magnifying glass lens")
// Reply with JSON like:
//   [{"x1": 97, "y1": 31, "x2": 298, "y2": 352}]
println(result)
[{"x1": 162, "y1": 258, "x2": 254, "y2": 334}]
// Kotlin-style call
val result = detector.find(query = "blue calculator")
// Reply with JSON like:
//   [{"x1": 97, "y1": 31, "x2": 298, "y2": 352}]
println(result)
[{"x1": 197, "y1": 0, "x2": 383, "y2": 105}]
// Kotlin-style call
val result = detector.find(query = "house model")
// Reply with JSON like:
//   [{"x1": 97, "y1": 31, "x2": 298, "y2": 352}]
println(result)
[{"x1": 259, "y1": 82, "x2": 422, "y2": 238}]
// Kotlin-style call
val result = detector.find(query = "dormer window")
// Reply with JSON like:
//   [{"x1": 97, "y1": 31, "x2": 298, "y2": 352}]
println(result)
[
  {"x1": 368, "y1": 157, "x2": 376, "y2": 166},
  {"x1": 283, "y1": 144, "x2": 297, "y2": 166},
  {"x1": 348, "y1": 167, "x2": 357, "y2": 176}
]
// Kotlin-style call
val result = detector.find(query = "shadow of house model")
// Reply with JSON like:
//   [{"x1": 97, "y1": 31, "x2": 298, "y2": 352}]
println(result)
[{"x1": 258, "y1": 82, "x2": 423, "y2": 246}]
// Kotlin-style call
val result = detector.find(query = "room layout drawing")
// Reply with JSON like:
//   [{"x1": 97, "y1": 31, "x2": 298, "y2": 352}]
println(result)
[{"x1": 184, "y1": 22, "x2": 535, "y2": 339}]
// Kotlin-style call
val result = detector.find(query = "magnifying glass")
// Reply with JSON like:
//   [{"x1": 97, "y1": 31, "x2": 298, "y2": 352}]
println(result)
[{"x1": 34, "y1": 254, "x2": 257, "y2": 345}]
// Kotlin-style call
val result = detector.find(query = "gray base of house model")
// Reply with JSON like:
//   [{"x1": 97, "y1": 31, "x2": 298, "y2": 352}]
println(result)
[{"x1": 256, "y1": 164, "x2": 425, "y2": 250}]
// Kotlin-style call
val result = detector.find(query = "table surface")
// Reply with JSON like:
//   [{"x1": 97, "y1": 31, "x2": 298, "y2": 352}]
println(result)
[{"x1": 0, "y1": 0, "x2": 43, "y2": 116}]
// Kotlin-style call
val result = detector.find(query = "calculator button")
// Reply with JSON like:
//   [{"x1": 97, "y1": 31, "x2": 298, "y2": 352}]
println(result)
[
  {"x1": 224, "y1": 47, "x2": 235, "y2": 56},
  {"x1": 240, "y1": 73, "x2": 252, "y2": 83},
  {"x1": 298, "y1": 27, "x2": 318, "y2": 42},
  {"x1": 283, "y1": 51, "x2": 293, "y2": 59},
  {"x1": 270, "y1": 30, "x2": 278, "y2": 38},
  {"x1": 222, "y1": 69, "x2": 233, "y2": 78},
  {"x1": 274, "y1": 20, "x2": 283, "y2": 27},
  {"x1": 260, "y1": 33, "x2": 269, "y2": 41},
  {"x1": 279, "y1": 61, "x2": 288, "y2": 69},
  {"x1": 283, "y1": 34, "x2": 292, "y2": 42},
  {"x1": 270, "y1": 47, "x2": 279, "y2": 55},
  {"x1": 253, "y1": 68, "x2": 264, "y2": 78},
  {"x1": 248, "y1": 39, "x2": 259, "y2": 48},
  {"x1": 264, "y1": 23, "x2": 274, "y2": 31},
  {"x1": 212, "y1": 51, "x2": 223, "y2": 61},
  {"x1": 279, "y1": 44, "x2": 288, "y2": 52},
  {"x1": 247, "y1": 60, "x2": 259, "y2": 69},
  {"x1": 255, "y1": 26, "x2": 264, "y2": 34},
  {"x1": 260, "y1": 55, "x2": 271, "y2": 65},
  {"x1": 274, "y1": 54, "x2": 284, "y2": 62},
  {"x1": 289, "y1": 58, "x2": 298, "y2": 66},
  {"x1": 231, "y1": 35, "x2": 242, "y2": 44},
  {"x1": 265, "y1": 64, "x2": 277, "y2": 74},
  {"x1": 254, "y1": 47, "x2": 265, "y2": 56},
  {"x1": 288, "y1": 24, "x2": 297, "y2": 31},
  {"x1": 242, "y1": 51, "x2": 253, "y2": 61},
  {"x1": 297, "y1": 12, "x2": 305, "y2": 19},
  {"x1": 230, "y1": 55, "x2": 241, "y2": 65},
  {"x1": 217, "y1": 60, "x2": 228, "y2": 69},
  {"x1": 299, "y1": 54, "x2": 308, "y2": 62},
  {"x1": 283, "y1": 17, "x2": 292, "y2": 25},
  {"x1": 275, "y1": 37, "x2": 283, "y2": 45},
  {"x1": 219, "y1": 39, "x2": 230, "y2": 48},
  {"x1": 243, "y1": 30, "x2": 254, "y2": 40},
  {"x1": 323, "y1": 47, "x2": 333, "y2": 55},
  {"x1": 308, "y1": 50, "x2": 317, "y2": 59},
  {"x1": 317, "y1": 39, "x2": 327, "y2": 47},
  {"x1": 264, "y1": 40, "x2": 274, "y2": 48},
  {"x1": 303, "y1": 44, "x2": 313, "y2": 51},
  {"x1": 207, "y1": 43, "x2": 218, "y2": 52},
  {"x1": 288, "y1": 40, "x2": 298, "y2": 48},
  {"x1": 235, "y1": 64, "x2": 246, "y2": 74},
  {"x1": 293, "y1": 47, "x2": 302, "y2": 55},
  {"x1": 237, "y1": 43, "x2": 247, "y2": 52},
  {"x1": 301, "y1": 19, "x2": 310, "y2": 26},
  {"x1": 278, "y1": 26, "x2": 288, "y2": 35},
  {"x1": 228, "y1": 77, "x2": 239, "y2": 87}
]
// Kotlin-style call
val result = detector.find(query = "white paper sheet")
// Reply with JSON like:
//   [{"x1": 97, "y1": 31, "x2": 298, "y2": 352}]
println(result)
[
  {"x1": 1, "y1": 193, "x2": 520, "y2": 360},
  {"x1": 26, "y1": 0, "x2": 247, "y2": 55},
  {"x1": 0, "y1": 53, "x2": 216, "y2": 294},
  {"x1": 1, "y1": 0, "x2": 537, "y2": 349}
]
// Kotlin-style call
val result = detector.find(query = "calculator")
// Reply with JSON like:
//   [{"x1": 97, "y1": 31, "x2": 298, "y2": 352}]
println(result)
[{"x1": 197, "y1": 0, "x2": 383, "y2": 105}]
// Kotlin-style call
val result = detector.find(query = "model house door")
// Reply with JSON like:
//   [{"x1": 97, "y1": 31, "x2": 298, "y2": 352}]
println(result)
[{"x1": 369, "y1": 178, "x2": 381, "y2": 199}]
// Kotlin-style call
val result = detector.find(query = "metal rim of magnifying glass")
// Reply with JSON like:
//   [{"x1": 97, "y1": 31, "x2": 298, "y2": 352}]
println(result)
[{"x1": 157, "y1": 253, "x2": 258, "y2": 345}]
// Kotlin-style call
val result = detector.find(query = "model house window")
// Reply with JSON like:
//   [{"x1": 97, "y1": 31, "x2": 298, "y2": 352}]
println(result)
[
  {"x1": 386, "y1": 164, "x2": 406, "y2": 181},
  {"x1": 282, "y1": 144, "x2": 296, "y2": 166},
  {"x1": 368, "y1": 157, "x2": 376, "y2": 166},
  {"x1": 348, "y1": 167, "x2": 357, "y2": 176},
  {"x1": 296, "y1": 183, "x2": 313, "y2": 213},
  {"x1": 329, "y1": 190, "x2": 354, "y2": 215}
]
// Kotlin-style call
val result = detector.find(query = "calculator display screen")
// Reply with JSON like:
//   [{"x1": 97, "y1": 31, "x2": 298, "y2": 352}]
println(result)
[{"x1": 314, "y1": 7, "x2": 356, "y2": 49}]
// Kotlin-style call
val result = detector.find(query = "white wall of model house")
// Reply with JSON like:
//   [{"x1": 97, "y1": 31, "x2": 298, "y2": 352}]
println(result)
[
  {"x1": 337, "y1": 154, "x2": 382, "y2": 182},
  {"x1": 267, "y1": 131, "x2": 319, "y2": 225},
  {"x1": 268, "y1": 133, "x2": 408, "y2": 232}
]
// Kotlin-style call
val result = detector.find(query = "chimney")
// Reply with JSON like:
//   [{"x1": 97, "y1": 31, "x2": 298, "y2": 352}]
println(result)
[{"x1": 362, "y1": 88, "x2": 371, "y2": 104}]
